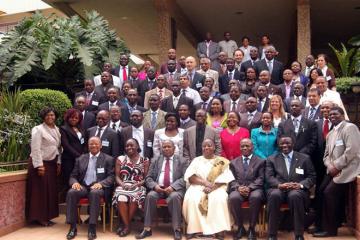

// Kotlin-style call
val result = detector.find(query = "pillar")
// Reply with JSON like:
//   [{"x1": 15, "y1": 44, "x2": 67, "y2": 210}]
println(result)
[{"x1": 297, "y1": 0, "x2": 311, "y2": 66}]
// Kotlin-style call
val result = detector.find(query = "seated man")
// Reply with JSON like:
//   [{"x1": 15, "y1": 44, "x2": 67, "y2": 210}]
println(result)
[
  {"x1": 266, "y1": 136, "x2": 316, "y2": 240},
  {"x1": 136, "y1": 140, "x2": 188, "y2": 240},
  {"x1": 229, "y1": 138, "x2": 264, "y2": 240},
  {"x1": 66, "y1": 137, "x2": 114, "y2": 240}
]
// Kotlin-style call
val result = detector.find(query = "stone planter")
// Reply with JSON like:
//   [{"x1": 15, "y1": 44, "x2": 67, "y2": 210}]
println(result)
[{"x1": 0, "y1": 170, "x2": 27, "y2": 237}]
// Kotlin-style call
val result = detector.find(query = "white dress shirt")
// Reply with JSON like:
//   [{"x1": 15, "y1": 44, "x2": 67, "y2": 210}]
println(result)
[
  {"x1": 110, "y1": 120, "x2": 122, "y2": 132},
  {"x1": 182, "y1": 87, "x2": 201, "y2": 104},
  {"x1": 94, "y1": 74, "x2": 121, "y2": 88},
  {"x1": 132, "y1": 125, "x2": 145, "y2": 157},
  {"x1": 95, "y1": 125, "x2": 107, "y2": 138}
]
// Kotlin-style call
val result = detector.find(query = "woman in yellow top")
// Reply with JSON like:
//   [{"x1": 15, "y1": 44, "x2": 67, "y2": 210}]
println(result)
[{"x1": 206, "y1": 97, "x2": 227, "y2": 133}]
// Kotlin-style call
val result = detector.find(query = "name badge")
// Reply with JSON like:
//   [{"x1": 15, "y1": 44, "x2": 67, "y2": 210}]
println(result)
[
  {"x1": 326, "y1": 76, "x2": 332, "y2": 81},
  {"x1": 92, "y1": 101, "x2": 99, "y2": 106},
  {"x1": 147, "y1": 141, "x2": 152, "y2": 147},
  {"x1": 335, "y1": 139, "x2": 344, "y2": 146},
  {"x1": 97, "y1": 168, "x2": 105, "y2": 174},
  {"x1": 80, "y1": 138, "x2": 85, "y2": 144},
  {"x1": 196, "y1": 83, "x2": 202, "y2": 88},
  {"x1": 295, "y1": 168, "x2": 304, "y2": 175},
  {"x1": 102, "y1": 140, "x2": 110, "y2": 147}
]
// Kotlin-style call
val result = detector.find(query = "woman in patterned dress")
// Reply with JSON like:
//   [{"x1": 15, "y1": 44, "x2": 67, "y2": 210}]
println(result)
[{"x1": 112, "y1": 138, "x2": 149, "y2": 237}]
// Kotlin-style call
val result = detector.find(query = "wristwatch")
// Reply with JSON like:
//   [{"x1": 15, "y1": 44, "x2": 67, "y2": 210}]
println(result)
[{"x1": 300, "y1": 184, "x2": 304, "y2": 189}]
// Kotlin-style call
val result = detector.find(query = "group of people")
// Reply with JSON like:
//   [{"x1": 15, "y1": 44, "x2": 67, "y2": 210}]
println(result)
[{"x1": 25, "y1": 32, "x2": 360, "y2": 240}]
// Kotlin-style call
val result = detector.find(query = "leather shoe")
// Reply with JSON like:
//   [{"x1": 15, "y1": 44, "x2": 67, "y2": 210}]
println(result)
[
  {"x1": 174, "y1": 229, "x2": 182, "y2": 240},
  {"x1": 66, "y1": 227, "x2": 77, "y2": 240},
  {"x1": 313, "y1": 231, "x2": 337, "y2": 237},
  {"x1": 135, "y1": 229, "x2": 152, "y2": 239},
  {"x1": 248, "y1": 227, "x2": 257, "y2": 240},
  {"x1": 267, "y1": 236, "x2": 277, "y2": 240},
  {"x1": 234, "y1": 226, "x2": 246, "y2": 239},
  {"x1": 88, "y1": 229, "x2": 97, "y2": 240},
  {"x1": 295, "y1": 235, "x2": 304, "y2": 240}
]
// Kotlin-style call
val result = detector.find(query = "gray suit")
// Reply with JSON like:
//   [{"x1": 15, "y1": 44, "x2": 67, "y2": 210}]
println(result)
[
  {"x1": 144, "y1": 154, "x2": 188, "y2": 230},
  {"x1": 180, "y1": 119, "x2": 196, "y2": 129},
  {"x1": 197, "y1": 41, "x2": 220, "y2": 62},
  {"x1": 183, "y1": 125, "x2": 221, "y2": 162},
  {"x1": 66, "y1": 152, "x2": 114, "y2": 225}
]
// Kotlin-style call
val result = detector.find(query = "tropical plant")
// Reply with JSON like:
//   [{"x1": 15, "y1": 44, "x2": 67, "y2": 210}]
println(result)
[
  {"x1": 328, "y1": 43, "x2": 357, "y2": 77},
  {"x1": 335, "y1": 77, "x2": 360, "y2": 94},
  {"x1": 0, "y1": 10, "x2": 129, "y2": 93},
  {"x1": 348, "y1": 34, "x2": 360, "y2": 75}
]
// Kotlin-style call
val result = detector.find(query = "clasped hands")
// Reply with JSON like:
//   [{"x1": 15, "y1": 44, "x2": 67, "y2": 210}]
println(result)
[
  {"x1": 37, "y1": 164, "x2": 61, "y2": 177},
  {"x1": 71, "y1": 182, "x2": 102, "y2": 191},
  {"x1": 278, "y1": 182, "x2": 302, "y2": 191},
  {"x1": 154, "y1": 184, "x2": 174, "y2": 195},
  {"x1": 237, "y1": 186, "x2": 250, "y2": 197},
  {"x1": 328, "y1": 163, "x2": 341, "y2": 177}
]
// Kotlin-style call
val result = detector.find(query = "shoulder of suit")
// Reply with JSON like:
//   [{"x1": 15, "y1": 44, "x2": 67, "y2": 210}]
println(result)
[
  {"x1": 293, "y1": 151, "x2": 310, "y2": 161},
  {"x1": 100, "y1": 152, "x2": 113, "y2": 161}
]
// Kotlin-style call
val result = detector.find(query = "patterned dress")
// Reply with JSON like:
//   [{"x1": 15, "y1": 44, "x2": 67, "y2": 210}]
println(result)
[{"x1": 112, "y1": 155, "x2": 149, "y2": 208}]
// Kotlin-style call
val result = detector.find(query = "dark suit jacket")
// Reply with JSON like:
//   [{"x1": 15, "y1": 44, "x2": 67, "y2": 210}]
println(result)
[
  {"x1": 145, "y1": 155, "x2": 188, "y2": 195},
  {"x1": 265, "y1": 151, "x2": 316, "y2": 190},
  {"x1": 190, "y1": 72, "x2": 206, "y2": 91},
  {"x1": 82, "y1": 111, "x2": 96, "y2": 132},
  {"x1": 127, "y1": 77, "x2": 140, "y2": 89},
  {"x1": 303, "y1": 106, "x2": 322, "y2": 121},
  {"x1": 224, "y1": 99, "x2": 246, "y2": 113},
  {"x1": 94, "y1": 84, "x2": 113, "y2": 104},
  {"x1": 120, "y1": 126, "x2": 155, "y2": 159},
  {"x1": 279, "y1": 82, "x2": 295, "y2": 100},
  {"x1": 138, "y1": 78, "x2": 157, "y2": 104},
  {"x1": 160, "y1": 62, "x2": 181, "y2": 74},
  {"x1": 229, "y1": 155, "x2": 265, "y2": 191},
  {"x1": 121, "y1": 105, "x2": 146, "y2": 124},
  {"x1": 75, "y1": 91, "x2": 101, "y2": 113},
  {"x1": 160, "y1": 94, "x2": 194, "y2": 113},
  {"x1": 258, "y1": 97, "x2": 270, "y2": 113},
  {"x1": 254, "y1": 59, "x2": 284, "y2": 85},
  {"x1": 98, "y1": 100, "x2": 126, "y2": 112},
  {"x1": 180, "y1": 119, "x2": 196, "y2": 129},
  {"x1": 69, "y1": 152, "x2": 114, "y2": 187},
  {"x1": 194, "y1": 101, "x2": 211, "y2": 112},
  {"x1": 60, "y1": 124, "x2": 85, "y2": 162},
  {"x1": 86, "y1": 126, "x2": 120, "y2": 158},
  {"x1": 110, "y1": 65, "x2": 132, "y2": 78},
  {"x1": 240, "y1": 59, "x2": 258, "y2": 73},
  {"x1": 197, "y1": 41, "x2": 220, "y2": 61},
  {"x1": 219, "y1": 70, "x2": 244, "y2": 94},
  {"x1": 284, "y1": 96, "x2": 307, "y2": 112},
  {"x1": 239, "y1": 112, "x2": 262, "y2": 131},
  {"x1": 277, "y1": 117, "x2": 318, "y2": 156}
]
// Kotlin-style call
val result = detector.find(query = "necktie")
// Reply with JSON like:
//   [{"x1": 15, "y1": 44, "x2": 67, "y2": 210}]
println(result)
[
  {"x1": 96, "y1": 127, "x2": 103, "y2": 138},
  {"x1": 110, "y1": 102, "x2": 115, "y2": 108},
  {"x1": 149, "y1": 80, "x2": 154, "y2": 89},
  {"x1": 286, "y1": 155, "x2": 292, "y2": 174},
  {"x1": 122, "y1": 67, "x2": 127, "y2": 81},
  {"x1": 159, "y1": 89, "x2": 163, "y2": 100},
  {"x1": 267, "y1": 61, "x2": 273, "y2": 74},
  {"x1": 86, "y1": 93, "x2": 91, "y2": 106},
  {"x1": 257, "y1": 100, "x2": 262, "y2": 112},
  {"x1": 85, "y1": 155, "x2": 97, "y2": 186},
  {"x1": 182, "y1": 89, "x2": 186, "y2": 96},
  {"x1": 112, "y1": 123, "x2": 116, "y2": 130},
  {"x1": 293, "y1": 118, "x2": 299, "y2": 133},
  {"x1": 323, "y1": 119, "x2": 330, "y2": 139},
  {"x1": 151, "y1": 112, "x2": 157, "y2": 129},
  {"x1": 169, "y1": 73, "x2": 174, "y2": 84},
  {"x1": 309, "y1": 107, "x2": 316, "y2": 120},
  {"x1": 228, "y1": 71, "x2": 233, "y2": 80},
  {"x1": 163, "y1": 158, "x2": 171, "y2": 187},
  {"x1": 188, "y1": 72, "x2": 193, "y2": 81},
  {"x1": 202, "y1": 102, "x2": 207, "y2": 110},
  {"x1": 248, "y1": 113, "x2": 254, "y2": 124},
  {"x1": 231, "y1": 101, "x2": 237, "y2": 112},
  {"x1": 243, "y1": 157, "x2": 249, "y2": 172},
  {"x1": 173, "y1": 97, "x2": 179, "y2": 109}
]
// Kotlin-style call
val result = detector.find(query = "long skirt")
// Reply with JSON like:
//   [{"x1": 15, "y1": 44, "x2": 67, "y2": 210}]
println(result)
[{"x1": 26, "y1": 159, "x2": 59, "y2": 222}]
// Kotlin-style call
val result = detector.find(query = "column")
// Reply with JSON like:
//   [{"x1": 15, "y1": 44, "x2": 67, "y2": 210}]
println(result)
[
  {"x1": 154, "y1": 0, "x2": 172, "y2": 65},
  {"x1": 297, "y1": 0, "x2": 311, "y2": 66}
]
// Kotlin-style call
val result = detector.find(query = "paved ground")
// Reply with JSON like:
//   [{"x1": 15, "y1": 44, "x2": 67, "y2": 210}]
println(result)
[{"x1": 1, "y1": 215, "x2": 356, "y2": 240}]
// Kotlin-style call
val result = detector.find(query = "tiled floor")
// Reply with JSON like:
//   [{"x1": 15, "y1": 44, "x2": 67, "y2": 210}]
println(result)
[{"x1": 1, "y1": 215, "x2": 356, "y2": 240}]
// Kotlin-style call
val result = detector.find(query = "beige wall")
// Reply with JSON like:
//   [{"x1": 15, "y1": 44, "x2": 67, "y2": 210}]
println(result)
[
  {"x1": 176, "y1": 29, "x2": 196, "y2": 59},
  {"x1": 0, "y1": 8, "x2": 65, "y2": 26}
]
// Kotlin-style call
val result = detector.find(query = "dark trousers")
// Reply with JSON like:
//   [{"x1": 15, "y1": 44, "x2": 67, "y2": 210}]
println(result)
[
  {"x1": 267, "y1": 188, "x2": 308, "y2": 236},
  {"x1": 229, "y1": 189, "x2": 263, "y2": 228},
  {"x1": 66, "y1": 185, "x2": 104, "y2": 225},
  {"x1": 143, "y1": 190, "x2": 183, "y2": 230},
  {"x1": 317, "y1": 174, "x2": 348, "y2": 235}
]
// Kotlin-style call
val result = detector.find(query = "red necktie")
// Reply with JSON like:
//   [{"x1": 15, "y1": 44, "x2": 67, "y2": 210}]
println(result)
[
  {"x1": 122, "y1": 67, "x2": 127, "y2": 81},
  {"x1": 163, "y1": 158, "x2": 170, "y2": 188},
  {"x1": 323, "y1": 119, "x2": 329, "y2": 139},
  {"x1": 86, "y1": 93, "x2": 91, "y2": 106},
  {"x1": 159, "y1": 89, "x2": 163, "y2": 100}
]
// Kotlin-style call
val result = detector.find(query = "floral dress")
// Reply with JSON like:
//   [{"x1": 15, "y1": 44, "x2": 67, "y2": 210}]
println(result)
[{"x1": 112, "y1": 155, "x2": 149, "y2": 208}]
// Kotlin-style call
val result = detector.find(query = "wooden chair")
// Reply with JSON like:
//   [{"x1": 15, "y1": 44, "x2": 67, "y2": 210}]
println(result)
[
  {"x1": 240, "y1": 201, "x2": 266, "y2": 237},
  {"x1": 77, "y1": 197, "x2": 106, "y2": 233}
]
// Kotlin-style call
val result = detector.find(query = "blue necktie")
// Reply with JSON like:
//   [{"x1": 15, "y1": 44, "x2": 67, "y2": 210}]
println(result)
[
  {"x1": 84, "y1": 156, "x2": 97, "y2": 185},
  {"x1": 151, "y1": 112, "x2": 157, "y2": 129}
]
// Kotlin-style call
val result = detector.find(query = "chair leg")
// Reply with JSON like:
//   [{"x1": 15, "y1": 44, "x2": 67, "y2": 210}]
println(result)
[
  {"x1": 102, "y1": 204, "x2": 106, "y2": 233},
  {"x1": 110, "y1": 205, "x2": 113, "y2": 232},
  {"x1": 77, "y1": 206, "x2": 81, "y2": 224}
]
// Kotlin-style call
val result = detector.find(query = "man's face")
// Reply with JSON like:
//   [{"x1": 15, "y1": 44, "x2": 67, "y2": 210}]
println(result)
[
  {"x1": 96, "y1": 111, "x2": 109, "y2": 127},
  {"x1": 103, "y1": 63, "x2": 112, "y2": 72},
  {"x1": 307, "y1": 91, "x2": 320, "y2": 107},
  {"x1": 179, "y1": 76, "x2": 189, "y2": 88},
  {"x1": 199, "y1": 87, "x2": 210, "y2": 101},
  {"x1": 205, "y1": 32, "x2": 212, "y2": 41},
  {"x1": 156, "y1": 75, "x2": 166, "y2": 89},
  {"x1": 127, "y1": 90, "x2": 138, "y2": 104},
  {"x1": 315, "y1": 77, "x2": 327, "y2": 93},
  {"x1": 185, "y1": 57, "x2": 196, "y2": 71},
  {"x1": 162, "y1": 141, "x2": 175, "y2": 157},
  {"x1": 259, "y1": 71, "x2": 270, "y2": 84},
  {"x1": 224, "y1": 32, "x2": 231, "y2": 41},
  {"x1": 320, "y1": 102, "x2": 332, "y2": 119},
  {"x1": 265, "y1": 49, "x2": 275, "y2": 60},
  {"x1": 110, "y1": 108, "x2": 121, "y2": 122},
  {"x1": 293, "y1": 84, "x2": 304, "y2": 97},
  {"x1": 228, "y1": 80, "x2": 238, "y2": 89},
  {"x1": 234, "y1": 50, "x2": 244, "y2": 63},
  {"x1": 250, "y1": 48, "x2": 258, "y2": 59},
  {"x1": 130, "y1": 67, "x2": 138, "y2": 78},
  {"x1": 242, "y1": 38, "x2": 249, "y2": 47},
  {"x1": 179, "y1": 56, "x2": 186, "y2": 67},
  {"x1": 305, "y1": 55, "x2": 315, "y2": 67},
  {"x1": 178, "y1": 105, "x2": 190, "y2": 120},
  {"x1": 329, "y1": 109, "x2": 344, "y2": 126},
  {"x1": 167, "y1": 60, "x2": 176, "y2": 72},
  {"x1": 229, "y1": 87, "x2": 240, "y2": 101},
  {"x1": 283, "y1": 69, "x2": 293, "y2": 82},
  {"x1": 246, "y1": 97, "x2": 257, "y2": 112},
  {"x1": 170, "y1": 81, "x2": 181, "y2": 95},
  {"x1": 75, "y1": 97, "x2": 86, "y2": 111},
  {"x1": 246, "y1": 68, "x2": 256, "y2": 80},
  {"x1": 204, "y1": 78, "x2": 214, "y2": 89},
  {"x1": 147, "y1": 67, "x2": 156, "y2": 79},
  {"x1": 218, "y1": 52, "x2": 227, "y2": 63},
  {"x1": 130, "y1": 111, "x2": 143, "y2": 127},
  {"x1": 226, "y1": 59, "x2": 235, "y2": 71},
  {"x1": 148, "y1": 96, "x2": 160, "y2": 110},
  {"x1": 200, "y1": 59, "x2": 210, "y2": 71},
  {"x1": 168, "y1": 49, "x2": 176, "y2": 60},
  {"x1": 88, "y1": 138, "x2": 102, "y2": 155},
  {"x1": 101, "y1": 72, "x2": 111, "y2": 85},
  {"x1": 290, "y1": 100, "x2": 302, "y2": 117},
  {"x1": 107, "y1": 88, "x2": 118, "y2": 102},
  {"x1": 240, "y1": 140, "x2": 253, "y2": 157},
  {"x1": 84, "y1": 80, "x2": 94, "y2": 93},
  {"x1": 195, "y1": 110, "x2": 206, "y2": 125},
  {"x1": 291, "y1": 62, "x2": 301, "y2": 73},
  {"x1": 256, "y1": 86, "x2": 267, "y2": 99},
  {"x1": 119, "y1": 55, "x2": 129, "y2": 66},
  {"x1": 279, "y1": 137, "x2": 293, "y2": 154}
]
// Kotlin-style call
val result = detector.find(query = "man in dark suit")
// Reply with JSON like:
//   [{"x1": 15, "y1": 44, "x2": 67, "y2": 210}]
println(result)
[
  {"x1": 266, "y1": 136, "x2": 316, "y2": 240},
  {"x1": 229, "y1": 139, "x2": 265, "y2": 240},
  {"x1": 223, "y1": 85, "x2": 246, "y2": 113},
  {"x1": 86, "y1": 110, "x2": 120, "y2": 158},
  {"x1": 136, "y1": 140, "x2": 188, "y2": 240},
  {"x1": 94, "y1": 72, "x2": 114, "y2": 104},
  {"x1": 160, "y1": 80, "x2": 193, "y2": 113},
  {"x1": 160, "y1": 49, "x2": 181, "y2": 74},
  {"x1": 66, "y1": 137, "x2": 114, "y2": 240},
  {"x1": 256, "y1": 70, "x2": 282, "y2": 97},
  {"x1": 254, "y1": 46, "x2": 284, "y2": 85},
  {"x1": 111, "y1": 54, "x2": 131, "y2": 88},
  {"x1": 108, "y1": 105, "x2": 129, "y2": 133},
  {"x1": 303, "y1": 88, "x2": 322, "y2": 121},
  {"x1": 185, "y1": 56, "x2": 206, "y2": 91},
  {"x1": 255, "y1": 85, "x2": 270, "y2": 113},
  {"x1": 219, "y1": 58, "x2": 244, "y2": 94},
  {"x1": 138, "y1": 66, "x2": 158, "y2": 104},
  {"x1": 121, "y1": 89, "x2": 146, "y2": 124},
  {"x1": 279, "y1": 69, "x2": 295, "y2": 101},
  {"x1": 128, "y1": 66, "x2": 141, "y2": 89},
  {"x1": 196, "y1": 32, "x2": 220, "y2": 64},
  {"x1": 163, "y1": 60, "x2": 181, "y2": 85},
  {"x1": 120, "y1": 110, "x2": 154, "y2": 159},
  {"x1": 239, "y1": 97, "x2": 262, "y2": 131},
  {"x1": 284, "y1": 83, "x2": 306, "y2": 112},
  {"x1": 240, "y1": 47, "x2": 260, "y2": 73},
  {"x1": 194, "y1": 86, "x2": 212, "y2": 112},
  {"x1": 74, "y1": 96, "x2": 96, "y2": 131},
  {"x1": 178, "y1": 104, "x2": 196, "y2": 129},
  {"x1": 277, "y1": 99, "x2": 318, "y2": 156},
  {"x1": 75, "y1": 79, "x2": 101, "y2": 113},
  {"x1": 98, "y1": 87, "x2": 125, "y2": 112}
]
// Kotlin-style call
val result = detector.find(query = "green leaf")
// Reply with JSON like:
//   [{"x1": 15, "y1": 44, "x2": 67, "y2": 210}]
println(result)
[
  {"x1": 41, "y1": 41, "x2": 57, "y2": 70},
  {"x1": 74, "y1": 41, "x2": 93, "y2": 66},
  {"x1": 349, "y1": 35, "x2": 360, "y2": 47}
]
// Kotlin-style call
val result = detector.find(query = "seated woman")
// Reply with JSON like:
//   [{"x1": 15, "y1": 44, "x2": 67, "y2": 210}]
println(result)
[
  {"x1": 206, "y1": 97, "x2": 227, "y2": 134},
  {"x1": 112, "y1": 138, "x2": 149, "y2": 237},
  {"x1": 153, "y1": 112, "x2": 184, "y2": 158},
  {"x1": 251, "y1": 112, "x2": 278, "y2": 159},
  {"x1": 183, "y1": 139, "x2": 234, "y2": 239}
]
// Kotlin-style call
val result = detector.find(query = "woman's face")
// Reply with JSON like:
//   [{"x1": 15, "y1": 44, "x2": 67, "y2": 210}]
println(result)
[
  {"x1": 226, "y1": 112, "x2": 239, "y2": 127},
  {"x1": 317, "y1": 56, "x2": 326, "y2": 68},
  {"x1": 125, "y1": 139, "x2": 138, "y2": 156},
  {"x1": 310, "y1": 70, "x2": 319, "y2": 80},
  {"x1": 210, "y1": 99, "x2": 222, "y2": 114},
  {"x1": 165, "y1": 116, "x2": 178, "y2": 130},
  {"x1": 69, "y1": 113, "x2": 80, "y2": 127},
  {"x1": 261, "y1": 113, "x2": 273, "y2": 127},
  {"x1": 270, "y1": 98, "x2": 280, "y2": 111},
  {"x1": 144, "y1": 61, "x2": 151, "y2": 70},
  {"x1": 44, "y1": 111, "x2": 56, "y2": 126},
  {"x1": 202, "y1": 140, "x2": 215, "y2": 158}
]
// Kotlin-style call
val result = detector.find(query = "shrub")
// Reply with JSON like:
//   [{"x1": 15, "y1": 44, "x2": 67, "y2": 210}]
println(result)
[
  {"x1": 336, "y1": 77, "x2": 360, "y2": 94},
  {"x1": 20, "y1": 89, "x2": 72, "y2": 125}
]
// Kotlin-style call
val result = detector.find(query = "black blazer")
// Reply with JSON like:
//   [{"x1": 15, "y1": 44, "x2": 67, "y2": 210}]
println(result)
[
  {"x1": 86, "y1": 126, "x2": 120, "y2": 158},
  {"x1": 82, "y1": 111, "x2": 96, "y2": 132},
  {"x1": 69, "y1": 152, "x2": 114, "y2": 188},
  {"x1": 278, "y1": 82, "x2": 295, "y2": 100},
  {"x1": 219, "y1": 69, "x2": 244, "y2": 94},
  {"x1": 94, "y1": 84, "x2": 114, "y2": 104},
  {"x1": 110, "y1": 65, "x2": 133, "y2": 77},
  {"x1": 194, "y1": 101, "x2": 211, "y2": 112},
  {"x1": 190, "y1": 72, "x2": 206, "y2": 91},
  {"x1": 284, "y1": 96, "x2": 307, "y2": 113},
  {"x1": 240, "y1": 59, "x2": 258, "y2": 73},
  {"x1": 257, "y1": 97, "x2": 270, "y2": 113},
  {"x1": 121, "y1": 105, "x2": 146, "y2": 124},
  {"x1": 60, "y1": 124, "x2": 85, "y2": 162},
  {"x1": 160, "y1": 94, "x2": 194, "y2": 113},
  {"x1": 239, "y1": 112, "x2": 262, "y2": 131},
  {"x1": 98, "y1": 100, "x2": 126, "y2": 112},
  {"x1": 254, "y1": 59, "x2": 284, "y2": 85},
  {"x1": 120, "y1": 126, "x2": 155, "y2": 159},
  {"x1": 229, "y1": 155, "x2": 265, "y2": 192},
  {"x1": 266, "y1": 151, "x2": 316, "y2": 190},
  {"x1": 75, "y1": 91, "x2": 101, "y2": 113},
  {"x1": 277, "y1": 117, "x2": 318, "y2": 156},
  {"x1": 138, "y1": 79, "x2": 157, "y2": 104}
]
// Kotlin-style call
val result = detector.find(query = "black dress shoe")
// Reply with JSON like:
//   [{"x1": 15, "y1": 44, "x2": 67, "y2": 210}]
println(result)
[
  {"x1": 248, "y1": 227, "x2": 257, "y2": 240},
  {"x1": 267, "y1": 235, "x2": 277, "y2": 240},
  {"x1": 88, "y1": 229, "x2": 97, "y2": 240},
  {"x1": 135, "y1": 229, "x2": 152, "y2": 239},
  {"x1": 295, "y1": 235, "x2": 304, "y2": 240},
  {"x1": 313, "y1": 231, "x2": 337, "y2": 237},
  {"x1": 66, "y1": 227, "x2": 77, "y2": 240},
  {"x1": 234, "y1": 226, "x2": 246, "y2": 239},
  {"x1": 174, "y1": 229, "x2": 182, "y2": 240}
]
